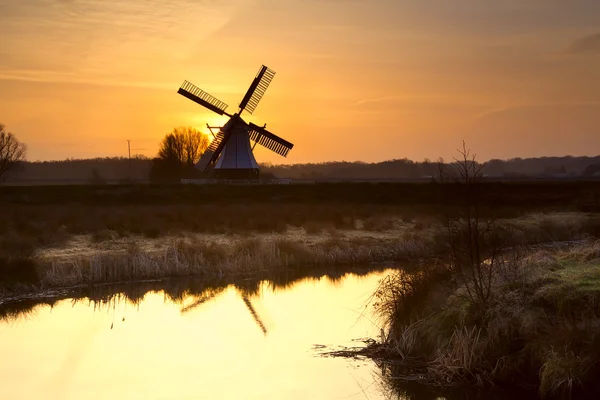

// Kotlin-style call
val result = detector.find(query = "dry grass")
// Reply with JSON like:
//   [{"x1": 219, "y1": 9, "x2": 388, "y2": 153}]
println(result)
[
  {"x1": 4, "y1": 210, "x2": 600, "y2": 297},
  {"x1": 0, "y1": 203, "x2": 410, "y2": 244},
  {"x1": 0, "y1": 234, "x2": 427, "y2": 292},
  {"x1": 362, "y1": 216, "x2": 396, "y2": 231},
  {"x1": 429, "y1": 327, "x2": 494, "y2": 385},
  {"x1": 561, "y1": 240, "x2": 600, "y2": 263},
  {"x1": 367, "y1": 240, "x2": 600, "y2": 398},
  {"x1": 503, "y1": 212, "x2": 600, "y2": 244},
  {"x1": 539, "y1": 349, "x2": 590, "y2": 399}
]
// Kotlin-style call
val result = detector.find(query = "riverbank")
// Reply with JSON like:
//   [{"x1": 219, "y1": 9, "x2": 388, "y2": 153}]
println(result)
[
  {"x1": 2, "y1": 211, "x2": 599, "y2": 301},
  {"x1": 346, "y1": 240, "x2": 600, "y2": 399},
  {"x1": 3, "y1": 202, "x2": 600, "y2": 398}
]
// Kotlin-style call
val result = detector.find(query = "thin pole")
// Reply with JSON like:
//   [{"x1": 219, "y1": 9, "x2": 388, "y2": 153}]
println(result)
[{"x1": 127, "y1": 140, "x2": 131, "y2": 182}]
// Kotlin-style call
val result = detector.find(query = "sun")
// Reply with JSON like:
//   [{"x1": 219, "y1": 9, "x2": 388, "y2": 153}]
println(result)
[{"x1": 191, "y1": 114, "x2": 228, "y2": 139}]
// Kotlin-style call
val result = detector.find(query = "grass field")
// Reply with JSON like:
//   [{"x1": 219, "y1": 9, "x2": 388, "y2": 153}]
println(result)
[
  {"x1": 1, "y1": 181, "x2": 599, "y2": 208},
  {"x1": 0, "y1": 182, "x2": 599, "y2": 295},
  {"x1": 2, "y1": 182, "x2": 600, "y2": 398}
]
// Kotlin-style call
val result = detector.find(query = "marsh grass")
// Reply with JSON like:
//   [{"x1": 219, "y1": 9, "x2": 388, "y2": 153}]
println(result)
[
  {"x1": 363, "y1": 216, "x2": 396, "y2": 231},
  {"x1": 503, "y1": 213, "x2": 600, "y2": 244},
  {"x1": 2, "y1": 234, "x2": 426, "y2": 293},
  {"x1": 367, "y1": 241, "x2": 600, "y2": 398},
  {"x1": 2, "y1": 211, "x2": 599, "y2": 297},
  {"x1": 0, "y1": 203, "x2": 401, "y2": 245}
]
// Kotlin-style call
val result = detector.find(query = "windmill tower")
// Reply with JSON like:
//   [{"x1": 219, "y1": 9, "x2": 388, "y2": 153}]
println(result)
[{"x1": 177, "y1": 65, "x2": 294, "y2": 179}]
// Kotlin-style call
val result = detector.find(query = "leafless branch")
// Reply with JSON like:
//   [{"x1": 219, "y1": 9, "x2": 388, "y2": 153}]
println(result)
[{"x1": 0, "y1": 124, "x2": 27, "y2": 181}]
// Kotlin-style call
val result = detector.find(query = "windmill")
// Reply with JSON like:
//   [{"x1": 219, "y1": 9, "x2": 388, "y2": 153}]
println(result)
[{"x1": 177, "y1": 65, "x2": 294, "y2": 179}]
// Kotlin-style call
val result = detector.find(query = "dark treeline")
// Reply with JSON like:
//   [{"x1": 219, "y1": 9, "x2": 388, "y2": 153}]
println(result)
[
  {"x1": 263, "y1": 156, "x2": 600, "y2": 180},
  {"x1": 3, "y1": 155, "x2": 600, "y2": 184},
  {"x1": 4, "y1": 156, "x2": 151, "y2": 184}
]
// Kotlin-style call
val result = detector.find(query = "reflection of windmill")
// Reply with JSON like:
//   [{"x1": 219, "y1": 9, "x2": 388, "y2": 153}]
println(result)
[
  {"x1": 177, "y1": 65, "x2": 294, "y2": 179},
  {"x1": 241, "y1": 295, "x2": 267, "y2": 335},
  {"x1": 180, "y1": 287, "x2": 268, "y2": 335}
]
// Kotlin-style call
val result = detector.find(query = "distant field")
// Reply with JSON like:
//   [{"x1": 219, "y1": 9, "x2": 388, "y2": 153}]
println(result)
[{"x1": 1, "y1": 181, "x2": 599, "y2": 210}]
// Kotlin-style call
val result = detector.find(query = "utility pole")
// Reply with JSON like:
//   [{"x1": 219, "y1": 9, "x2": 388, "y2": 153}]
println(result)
[
  {"x1": 127, "y1": 140, "x2": 131, "y2": 182},
  {"x1": 126, "y1": 140, "x2": 145, "y2": 183}
]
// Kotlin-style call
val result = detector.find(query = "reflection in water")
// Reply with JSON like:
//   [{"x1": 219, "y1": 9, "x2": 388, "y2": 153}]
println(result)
[
  {"x1": 0, "y1": 268, "x2": 368, "y2": 324},
  {"x1": 0, "y1": 269, "x2": 530, "y2": 400},
  {"x1": 0, "y1": 269, "x2": 396, "y2": 400}
]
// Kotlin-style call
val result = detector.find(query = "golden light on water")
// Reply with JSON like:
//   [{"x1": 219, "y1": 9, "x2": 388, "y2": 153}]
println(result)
[{"x1": 0, "y1": 273, "x2": 387, "y2": 399}]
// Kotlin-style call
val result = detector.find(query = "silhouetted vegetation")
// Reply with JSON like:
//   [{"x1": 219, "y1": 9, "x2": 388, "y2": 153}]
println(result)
[
  {"x1": 263, "y1": 156, "x2": 600, "y2": 180},
  {"x1": 1, "y1": 181, "x2": 599, "y2": 209},
  {"x1": 3, "y1": 154, "x2": 600, "y2": 184},
  {"x1": 0, "y1": 123, "x2": 27, "y2": 181},
  {"x1": 149, "y1": 127, "x2": 209, "y2": 183}
]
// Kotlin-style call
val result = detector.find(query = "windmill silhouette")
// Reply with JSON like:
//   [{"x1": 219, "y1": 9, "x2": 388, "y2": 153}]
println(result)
[{"x1": 177, "y1": 65, "x2": 294, "y2": 179}]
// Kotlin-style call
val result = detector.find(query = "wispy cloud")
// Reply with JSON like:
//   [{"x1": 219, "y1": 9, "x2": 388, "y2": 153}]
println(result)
[
  {"x1": 353, "y1": 94, "x2": 455, "y2": 107},
  {"x1": 473, "y1": 101, "x2": 600, "y2": 120}
]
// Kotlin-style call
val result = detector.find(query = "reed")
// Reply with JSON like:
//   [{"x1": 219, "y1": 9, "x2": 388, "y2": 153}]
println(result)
[
  {"x1": 366, "y1": 240, "x2": 600, "y2": 398},
  {"x1": 7, "y1": 235, "x2": 425, "y2": 292}
]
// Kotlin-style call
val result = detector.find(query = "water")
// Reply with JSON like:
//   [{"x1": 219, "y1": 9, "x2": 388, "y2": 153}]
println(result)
[{"x1": 0, "y1": 271, "x2": 394, "y2": 400}]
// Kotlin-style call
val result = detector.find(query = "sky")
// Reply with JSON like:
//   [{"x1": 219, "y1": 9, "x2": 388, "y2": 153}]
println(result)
[{"x1": 1, "y1": 0, "x2": 599, "y2": 163}]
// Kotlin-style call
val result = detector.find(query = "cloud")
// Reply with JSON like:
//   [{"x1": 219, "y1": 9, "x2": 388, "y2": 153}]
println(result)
[
  {"x1": 474, "y1": 102, "x2": 600, "y2": 120},
  {"x1": 353, "y1": 95, "x2": 456, "y2": 107},
  {"x1": 568, "y1": 32, "x2": 600, "y2": 54}
]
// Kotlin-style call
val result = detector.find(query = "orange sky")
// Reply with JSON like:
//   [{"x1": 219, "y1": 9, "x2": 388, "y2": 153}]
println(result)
[{"x1": 1, "y1": 0, "x2": 599, "y2": 163}]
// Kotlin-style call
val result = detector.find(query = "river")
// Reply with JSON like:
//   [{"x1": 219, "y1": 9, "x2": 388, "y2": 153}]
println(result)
[{"x1": 0, "y1": 270, "x2": 398, "y2": 400}]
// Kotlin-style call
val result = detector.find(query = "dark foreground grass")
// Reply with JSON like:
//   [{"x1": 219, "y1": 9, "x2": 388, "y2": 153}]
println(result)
[
  {"x1": 0, "y1": 203, "x2": 395, "y2": 244},
  {"x1": 1, "y1": 181, "x2": 599, "y2": 209},
  {"x1": 354, "y1": 242, "x2": 600, "y2": 399},
  {"x1": 1, "y1": 181, "x2": 599, "y2": 248}
]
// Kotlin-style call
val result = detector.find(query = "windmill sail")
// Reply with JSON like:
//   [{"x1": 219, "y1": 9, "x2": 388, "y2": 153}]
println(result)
[
  {"x1": 238, "y1": 66, "x2": 275, "y2": 115},
  {"x1": 248, "y1": 123, "x2": 294, "y2": 157},
  {"x1": 242, "y1": 296, "x2": 267, "y2": 335},
  {"x1": 180, "y1": 288, "x2": 224, "y2": 314},
  {"x1": 195, "y1": 129, "x2": 227, "y2": 172},
  {"x1": 178, "y1": 81, "x2": 229, "y2": 115},
  {"x1": 179, "y1": 64, "x2": 294, "y2": 178}
]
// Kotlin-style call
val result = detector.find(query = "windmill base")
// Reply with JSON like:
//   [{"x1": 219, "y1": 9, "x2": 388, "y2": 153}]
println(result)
[{"x1": 214, "y1": 168, "x2": 260, "y2": 180}]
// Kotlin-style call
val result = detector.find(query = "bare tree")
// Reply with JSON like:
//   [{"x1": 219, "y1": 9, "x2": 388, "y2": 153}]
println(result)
[
  {"x1": 438, "y1": 142, "x2": 511, "y2": 310},
  {"x1": 0, "y1": 124, "x2": 27, "y2": 181},
  {"x1": 157, "y1": 127, "x2": 209, "y2": 166},
  {"x1": 152, "y1": 127, "x2": 210, "y2": 182}
]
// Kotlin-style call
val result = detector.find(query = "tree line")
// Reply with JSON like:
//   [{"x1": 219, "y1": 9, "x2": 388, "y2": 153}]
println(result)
[{"x1": 2, "y1": 122, "x2": 600, "y2": 183}]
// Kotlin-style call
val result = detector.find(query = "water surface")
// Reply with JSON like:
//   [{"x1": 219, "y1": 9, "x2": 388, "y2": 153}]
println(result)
[{"x1": 0, "y1": 271, "x2": 392, "y2": 400}]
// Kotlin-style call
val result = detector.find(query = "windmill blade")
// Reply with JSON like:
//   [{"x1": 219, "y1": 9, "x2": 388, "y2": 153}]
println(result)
[
  {"x1": 178, "y1": 80, "x2": 229, "y2": 115},
  {"x1": 195, "y1": 129, "x2": 228, "y2": 172},
  {"x1": 238, "y1": 66, "x2": 275, "y2": 115},
  {"x1": 242, "y1": 296, "x2": 267, "y2": 335},
  {"x1": 180, "y1": 289, "x2": 223, "y2": 314},
  {"x1": 248, "y1": 122, "x2": 294, "y2": 157}
]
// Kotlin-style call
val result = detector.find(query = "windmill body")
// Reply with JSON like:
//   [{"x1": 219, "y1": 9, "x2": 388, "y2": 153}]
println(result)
[
  {"x1": 213, "y1": 120, "x2": 260, "y2": 178},
  {"x1": 177, "y1": 66, "x2": 294, "y2": 179}
]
